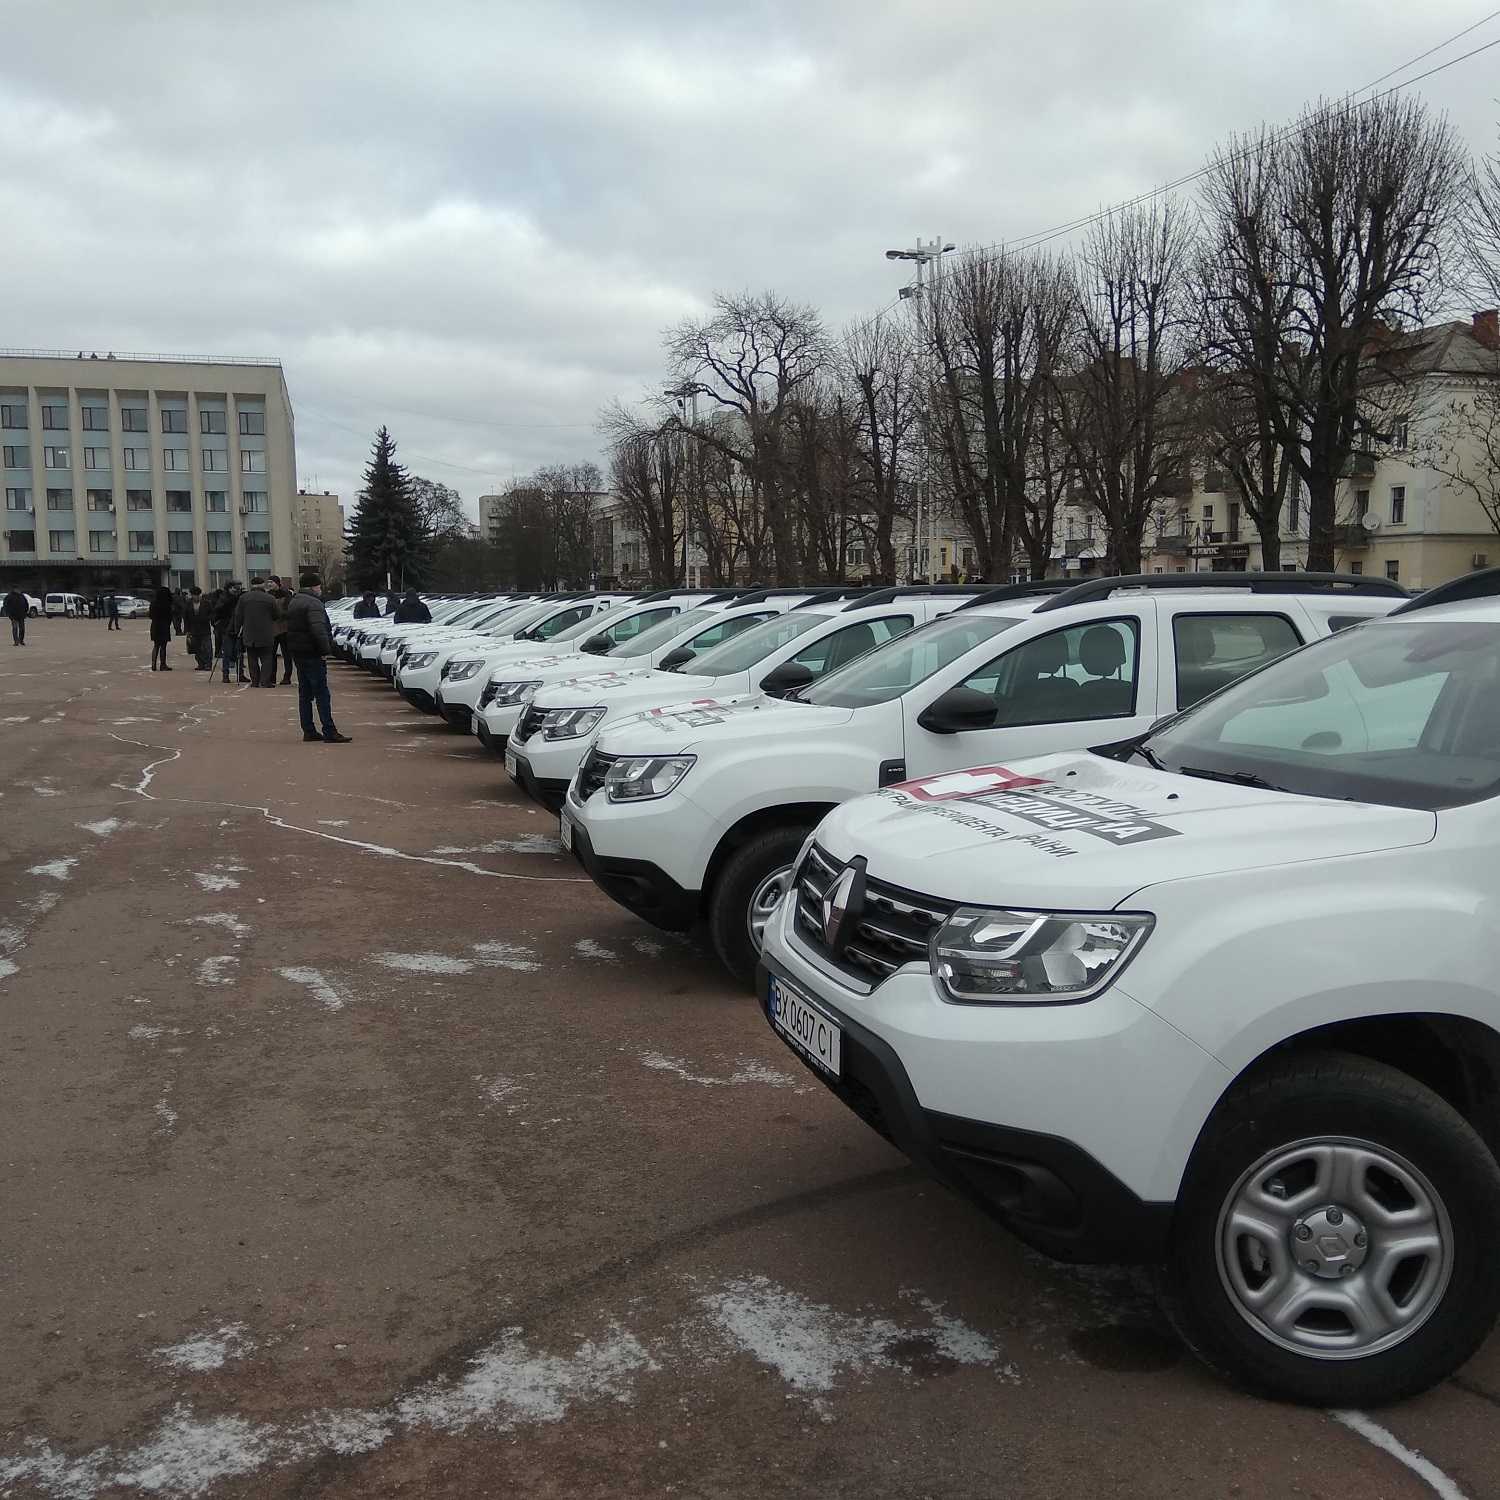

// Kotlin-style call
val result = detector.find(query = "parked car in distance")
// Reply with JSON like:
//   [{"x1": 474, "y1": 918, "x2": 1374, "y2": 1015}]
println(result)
[{"x1": 112, "y1": 594, "x2": 148, "y2": 618}]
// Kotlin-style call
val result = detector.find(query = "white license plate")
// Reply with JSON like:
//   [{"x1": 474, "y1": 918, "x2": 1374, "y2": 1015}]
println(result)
[
  {"x1": 768, "y1": 976, "x2": 841, "y2": 1077},
  {"x1": 559, "y1": 808, "x2": 574, "y2": 851},
  {"x1": 504, "y1": 748, "x2": 518, "y2": 778}
]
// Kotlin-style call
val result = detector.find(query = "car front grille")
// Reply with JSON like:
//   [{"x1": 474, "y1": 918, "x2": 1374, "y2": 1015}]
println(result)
[
  {"x1": 513, "y1": 704, "x2": 546, "y2": 744},
  {"x1": 576, "y1": 747, "x2": 617, "y2": 801},
  {"x1": 793, "y1": 843, "x2": 952, "y2": 986}
]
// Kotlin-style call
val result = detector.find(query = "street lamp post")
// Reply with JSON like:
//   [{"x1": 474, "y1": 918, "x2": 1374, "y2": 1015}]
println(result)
[{"x1": 664, "y1": 382, "x2": 702, "y2": 587}]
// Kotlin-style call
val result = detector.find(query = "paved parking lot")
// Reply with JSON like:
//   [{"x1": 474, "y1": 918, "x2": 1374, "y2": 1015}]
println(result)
[{"x1": 4, "y1": 621, "x2": 1500, "y2": 1498}]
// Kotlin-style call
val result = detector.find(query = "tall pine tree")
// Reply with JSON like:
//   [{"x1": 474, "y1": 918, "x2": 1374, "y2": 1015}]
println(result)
[{"x1": 345, "y1": 426, "x2": 430, "y2": 589}]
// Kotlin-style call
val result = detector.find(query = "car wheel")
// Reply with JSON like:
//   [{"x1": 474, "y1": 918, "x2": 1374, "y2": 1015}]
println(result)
[
  {"x1": 1158, "y1": 1049, "x2": 1500, "y2": 1405},
  {"x1": 707, "y1": 825, "x2": 808, "y2": 990}
]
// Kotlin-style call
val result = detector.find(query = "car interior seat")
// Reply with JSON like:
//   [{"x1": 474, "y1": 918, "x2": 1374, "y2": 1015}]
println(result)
[{"x1": 1077, "y1": 625, "x2": 1133, "y2": 716}]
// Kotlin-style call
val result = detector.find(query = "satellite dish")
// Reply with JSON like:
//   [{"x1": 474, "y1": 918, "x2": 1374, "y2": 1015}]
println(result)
[{"x1": 1361, "y1": 512, "x2": 1382, "y2": 531}]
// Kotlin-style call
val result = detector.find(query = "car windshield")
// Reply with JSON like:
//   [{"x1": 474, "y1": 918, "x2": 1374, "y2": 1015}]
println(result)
[
  {"x1": 1141, "y1": 618, "x2": 1500, "y2": 811},
  {"x1": 689, "y1": 611, "x2": 828, "y2": 675},
  {"x1": 546, "y1": 603, "x2": 627, "y2": 643},
  {"x1": 609, "y1": 606, "x2": 717, "y2": 658},
  {"x1": 801, "y1": 613, "x2": 1020, "y2": 708}
]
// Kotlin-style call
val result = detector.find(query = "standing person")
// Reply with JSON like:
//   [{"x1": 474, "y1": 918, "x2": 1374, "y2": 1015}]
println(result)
[
  {"x1": 286, "y1": 573, "x2": 351, "y2": 744},
  {"x1": 3, "y1": 587, "x2": 27, "y2": 646},
  {"x1": 352, "y1": 588, "x2": 380, "y2": 620},
  {"x1": 392, "y1": 589, "x2": 431, "y2": 624},
  {"x1": 184, "y1": 586, "x2": 214, "y2": 670},
  {"x1": 268, "y1": 576, "x2": 294, "y2": 684},
  {"x1": 214, "y1": 581, "x2": 247, "y2": 683},
  {"x1": 148, "y1": 585, "x2": 174, "y2": 671},
  {"x1": 384, "y1": 590, "x2": 401, "y2": 616},
  {"x1": 106, "y1": 591, "x2": 120, "y2": 630},
  {"x1": 231, "y1": 578, "x2": 279, "y2": 688},
  {"x1": 172, "y1": 588, "x2": 187, "y2": 637}
]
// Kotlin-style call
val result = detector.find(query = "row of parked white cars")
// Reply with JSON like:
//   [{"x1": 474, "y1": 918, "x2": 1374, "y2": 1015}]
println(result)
[{"x1": 332, "y1": 569, "x2": 1500, "y2": 1406}]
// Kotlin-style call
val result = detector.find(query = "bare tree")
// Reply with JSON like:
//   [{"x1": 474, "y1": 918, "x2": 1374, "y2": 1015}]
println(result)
[
  {"x1": 1415, "y1": 383, "x2": 1500, "y2": 539},
  {"x1": 1054, "y1": 198, "x2": 1195, "y2": 574},
  {"x1": 601, "y1": 402, "x2": 686, "y2": 587},
  {"x1": 665, "y1": 291, "x2": 831, "y2": 583},
  {"x1": 1198, "y1": 97, "x2": 1466, "y2": 570}
]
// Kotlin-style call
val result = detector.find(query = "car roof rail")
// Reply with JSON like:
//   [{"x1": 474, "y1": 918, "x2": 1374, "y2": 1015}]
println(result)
[
  {"x1": 731, "y1": 586, "x2": 838, "y2": 606},
  {"x1": 955, "y1": 580, "x2": 1085, "y2": 610},
  {"x1": 791, "y1": 587, "x2": 871, "y2": 609},
  {"x1": 1389, "y1": 563, "x2": 1500, "y2": 615},
  {"x1": 843, "y1": 583, "x2": 995, "y2": 610},
  {"x1": 1031, "y1": 570, "x2": 1408, "y2": 614}
]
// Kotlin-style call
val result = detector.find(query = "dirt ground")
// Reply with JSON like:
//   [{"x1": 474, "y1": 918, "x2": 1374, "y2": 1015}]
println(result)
[{"x1": 3, "y1": 618, "x2": 1499, "y2": 1499}]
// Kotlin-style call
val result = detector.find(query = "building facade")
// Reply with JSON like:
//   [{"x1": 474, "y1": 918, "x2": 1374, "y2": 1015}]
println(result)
[
  {"x1": 0, "y1": 349, "x2": 296, "y2": 596},
  {"x1": 294, "y1": 488, "x2": 345, "y2": 584},
  {"x1": 478, "y1": 492, "x2": 504, "y2": 545}
]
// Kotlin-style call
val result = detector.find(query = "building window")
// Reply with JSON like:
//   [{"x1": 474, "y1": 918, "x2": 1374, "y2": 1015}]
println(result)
[
  {"x1": 1228, "y1": 502, "x2": 1241, "y2": 539},
  {"x1": 167, "y1": 530, "x2": 194, "y2": 554},
  {"x1": 1, "y1": 403, "x2": 27, "y2": 430},
  {"x1": 84, "y1": 446, "x2": 110, "y2": 470},
  {"x1": 1391, "y1": 418, "x2": 1409, "y2": 451},
  {"x1": 121, "y1": 407, "x2": 148, "y2": 433},
  {"x1": 126, "y1": 490, "x2": 153, "y2": 511},
  {"x1": 88, "y1": 531, "x2": 114, "y2": 554},
  {"x1": 123, "y1": 447, "x2": 149, "y2": 470},
  {"x1": 1202, "y1": 503, "x2": 1214, "y2": 524},
  {"x1": 82, "y1": 406, "x2": 109, "y2": 432},
  {"x1": 209, "y1": 568, "x2": 232, "y2": 588},
  {"x1": 238, "y1": 410, "x2": 265, "y2": 436},
  {"x1": 206, "y1": 530, "x2": 232, "y2": 554},
  {"x1": 245, "y1": 530, "x2": 270, "y2": 553},
  {"x1": 161, "y1": 409, "x2": 187, "y2": 434},
  {"x1": 163, "y1": 447, "x2": 188, "y2": 471},
  {"x1": 241, "y1": 490, "x2": 268, "y2": 513},
  {"x1": 49, "y1": 529, "x2": 75, "y2": 553},
  {"x1": 200, "y1": 409, "x2": 226, "y2": 435},
  {"x1": 86, "y1": 490, "x2": 114, "y2": 511},
  {"x1": 44, "y1": 446, "x2": 70, "y2": 469},
  {"x1": 129, "y1": 530, "x2": 155, "y2": 552},
  {"x1": 5, "y1": 487, "x2": 31, "y2": 510},
  {"x1": 201, "y1": 447, "x2": 226, "y2": 472},
  {"x1": 41, "y1": 404, "x2": 68, "y2": 430},
  {"x1": 6, "y1": 530, "x2": 35, "y2": 551},
  {"x1": 240, "y1": 450, "x2": 266, "y2": 474},
  {"x1": 1390, "y1": 486, "x2": 1406, "y2": 525},
  {"x1": 1355, "y1": 487, "x2": 1370, "y2": 516},
  {"x1": 205, "y1": 490, "x2": 227, "y2": 513},
  {"x1": 46, "y1": 488, "x2": 72, "y2": 510},
  {"x1": 1385, "y1": 559, "x2": 1400, "y2": 582},
  {"x1": 3, "y1": 445, "x2": 27, "y2": 468},
  {"x1": 166, "y1": 490, "x2": 192, "y2": 513},
  {"x1": 1349, "y1": 560, "x2": 1364, "y2": 575},
  {"x1": 1288, "y1": 480, "x2": 1301, "y2": 533}
]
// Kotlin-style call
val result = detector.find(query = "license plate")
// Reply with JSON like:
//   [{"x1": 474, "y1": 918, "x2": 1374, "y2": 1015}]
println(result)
[
  {"x1": 768, "y1": 976, "x2": 841, "y2": 1077},
  {"x1": 504, "y1": 747, "x2": 518, "y2": 778},
  {"x1": 559, "y1": 809, "x2": 574, "y2": 851}
]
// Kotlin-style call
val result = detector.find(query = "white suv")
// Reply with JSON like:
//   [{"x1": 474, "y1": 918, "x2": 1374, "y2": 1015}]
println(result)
[
  {"x1": 565, "y1": 575, "x2": 1403, "y2": 985},
  {"x1": 758, "y1": 569, "x2": 1500, "y2": 1405}
]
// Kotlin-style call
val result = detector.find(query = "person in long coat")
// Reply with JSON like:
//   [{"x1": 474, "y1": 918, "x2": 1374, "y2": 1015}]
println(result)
[
  {"x1": 230, "y1": 579, "x2": 282, "y2": 688},
  {"x1": 148, "y1": 585, "x2": 174, "y2": 671}
]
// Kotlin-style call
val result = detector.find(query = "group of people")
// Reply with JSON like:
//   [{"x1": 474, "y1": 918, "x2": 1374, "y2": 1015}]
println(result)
[{"x1": 352, "y1": 587, "x2": 431, "y2": 624}]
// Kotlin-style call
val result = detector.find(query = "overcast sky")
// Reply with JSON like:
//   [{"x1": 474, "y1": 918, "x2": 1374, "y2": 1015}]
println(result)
[{"x1": 4, "y1": 1, "x2": 1498, "y2": 518}]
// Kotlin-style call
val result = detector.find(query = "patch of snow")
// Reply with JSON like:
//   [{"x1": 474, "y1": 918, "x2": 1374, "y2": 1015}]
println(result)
[
  {"x1": 286, "y1": 1408, "x2": 391, "y2": 1457},
  {"x1": 80, "y1": 817, "x2": 124, "y2": 836},
  {"x1": 1332, "y1": 1411, "x2": 1468, "y2": 1500},
  {"x1": 26, "y1": 892, "x2": 60, "y2": 916},
  {"x1": 26, "y1": 783, "x2": 64, "y2": 797},
  {"x1": 482, "y1": 1074, "x2": 522, "y2": 1106},
  {"x1": 154, "y1": 1323, "x2": 255, "y2": 1373},
  {"x1": 371, "y1": 951, "x2": 473, "y2": 976},
  {"x1": 0, "y1": 1439, "x2": 108, "y2": 1497},
  {"x1": 430, "y1": 834, "x2": 562, "y2": 856},
  {"x1": 277, "y1": 966, "x2": 348, "y2": 1011},
  {"x1": 574, "y1": 937, "x2": 617, "y2": 961},
  {"x1": 193, "y1": 872, "x2": 239, "y2": 893},
  {"x1": 472, "y1": 940, "x2": 540, "y2": 973},
  {"x1": 112, "y1": 1405, "x2": 276, "y2": 1494},
  {"x1": 640, "y1": 1052, "x2": 799, "y2": 1089},
  {"x1": 631, "y1": 937, "x2": 663, "y2": 958},
  {"x1": 0, "y1": 714, "x2": 30, "y2": 724},
  {"x1": 186, "y1": 912, "x2": 251, "y2": 939},
  {"x1": 196, "y1": 955, "x2": 237, "y2": 987},
  {"x1": 28, "y1": 857, "x2": 78, "y2": 881},
  {"x1": 0, "y1": 958, "x2": 17, "y2": 981},
  {"x1": 129, "y1": 1024, "x2": 165, "y2": 1041},
  {"x1": 154, "y1": 1093, "x2": 178, "y2": 1132},
  {"x1": 316, "y1": 819, "x2": 350, "y2": 827}
]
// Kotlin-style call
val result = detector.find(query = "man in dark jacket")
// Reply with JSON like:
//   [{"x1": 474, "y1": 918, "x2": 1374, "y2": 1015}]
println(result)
[
  {"x1": 3, "y1": 588, "x2": 27, "y2": 646},
  {"x1": 285, "y1": 573, "x2": 351, "y2": 743},
  {"x1": 392, "y1": 589, "x2": 431, "y2": 625},
  {"x1": 184, "y1": 586, "x2": 215, "y2": 670},
  {"x1": 213, "y1": 582, "x2": 247, "y2": 683},
  {"x1": 352, "y1": 589, "x2": 380, "y2": 619},
  {"x1": 231, "y1": 578, "x2": 281, "y2": 688},
  {"x1": 106, "y1": 591, "x2": 120, "y2": 629},
  {"x1": 268, "y1": 576, "x2": 294, "y2": 684}
]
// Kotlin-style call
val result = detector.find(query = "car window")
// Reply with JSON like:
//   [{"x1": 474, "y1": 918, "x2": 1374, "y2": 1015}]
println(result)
[
  {"x1": 672, "y1": 610, "x2": 776, "y2": 658},
  {"x1": 788, "y1": 615, "x2": 913, "y2": 675},
  {"x1": 526, "y1": 604, "x2": 592, "y2": 640},
  {"x1": 1145, "y1": 620, "x2": 1500, "y2": 810},
  {"x1": 609, "y1": 606, "x2": 716, "y2": 657},
  {"x1": 802, "y1": 613, "x2": 1021, "y2": 708},
  {"x1": 1173, "y1": 612, "x2": 1302, "y2": 710},
  {"x1": 689, "y1": 611, "x2": 829, "y2": 674},
  {"x1": 598, "y1": 605, "x2": 677, "y2": 648},
  {"x1": 958, "y1": 618, "x2": 1139, "y2": 727}
]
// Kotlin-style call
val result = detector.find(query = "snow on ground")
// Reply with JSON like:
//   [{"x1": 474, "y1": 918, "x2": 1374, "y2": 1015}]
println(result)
[
  {"x1": 154, "y1": 1324, "x2": 256, "y2": 1373},
  {"x1": 640, "y1": 1052, "x2": 799, "y2": 1089},
  {"x1": 27, "y1": 857, "x2": 77, "y2": 881},
  {"x1": 276, "y1": 966, "x2": 349, "y2": 1012}
]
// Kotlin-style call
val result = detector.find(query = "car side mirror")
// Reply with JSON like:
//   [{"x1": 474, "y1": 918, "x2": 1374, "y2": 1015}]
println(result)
[
  {"x1": 759, "y1": 661, "x2": 816, "y2": 698},
  {"x1": 579, "y1": 632, "x2": 611, "y2": 654},
  {"x1": 657, "y1": 645, "x2": 695, "y2": 672},
  {"x1": 917, "y1": 686, "x2": 999, "y2": 735}
]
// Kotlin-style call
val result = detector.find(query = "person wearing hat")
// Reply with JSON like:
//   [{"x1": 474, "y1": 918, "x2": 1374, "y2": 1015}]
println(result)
[
  {"x1": 285, "y1": 573, "x2": 351, "y2": 743},
  {"x1": 213, "y1": 581, "x2": 248, "y2": 683},
  {"x1": 231, "y1": 578, "x2": 282, "y2": 688}
]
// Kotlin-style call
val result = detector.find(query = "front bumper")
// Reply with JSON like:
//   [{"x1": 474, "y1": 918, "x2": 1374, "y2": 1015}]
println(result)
[
  {"x1": 565, "y1": 805, "x2": 699, "y2": 931},
  {"x1": 475, "y1": 720, "x2": 506, "y2": 756},
  {"x1": 507, "y1": 745, "x2": 570, "y2": 812},
  {"x1": 400, "y1": 687, "x2": 436, "y2": 713}
]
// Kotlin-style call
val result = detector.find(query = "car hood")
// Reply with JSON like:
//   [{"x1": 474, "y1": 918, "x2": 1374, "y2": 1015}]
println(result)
[
  {"x1": 596, "y1": 693, "x2": 854, "y2": 754},
  {"x1": 814, "y1": 753, "x2": 1437, "y2": 911},
  {"x1": 531, "y1": 667, "x2": 715, "y2": 710}
]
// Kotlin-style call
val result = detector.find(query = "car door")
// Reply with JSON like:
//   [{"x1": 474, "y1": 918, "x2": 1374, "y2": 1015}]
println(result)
[
  {"x1": 902, "y1": 608, "x2": 1159, "y2": 776},
  {"x1": 1162, "y1": 603, "x2": 1307, "y2": 713}
]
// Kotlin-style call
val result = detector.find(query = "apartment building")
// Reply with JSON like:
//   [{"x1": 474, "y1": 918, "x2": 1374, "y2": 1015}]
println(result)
[
  {"x1": 294, "y1": 488, "x2": 345, "y2": 583},
  {"x1": 478, "y1": 492, "x2": 504, "y2": 545},
  {"x1": 0, "y1": 349, "x2": 296, "y2": 595}
]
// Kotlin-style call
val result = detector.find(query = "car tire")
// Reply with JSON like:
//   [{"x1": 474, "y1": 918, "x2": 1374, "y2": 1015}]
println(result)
[
  {"x1": 1157, "y1": 1049, "x2": 1500, "y2": 1405},
  {"x1": 707, "y1": 825, "x2": 808, "y2": 990}
]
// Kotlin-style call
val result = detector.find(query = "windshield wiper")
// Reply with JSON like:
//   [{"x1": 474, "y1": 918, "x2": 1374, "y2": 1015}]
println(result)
[{"x1": 1175, "y1": 765, "x2": 1284, "y2": 791}]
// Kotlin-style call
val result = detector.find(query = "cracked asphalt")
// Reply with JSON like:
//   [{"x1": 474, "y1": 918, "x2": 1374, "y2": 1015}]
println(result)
[{"x1": 4, "y1": 620, "x2": 1500, "y2": 1498}]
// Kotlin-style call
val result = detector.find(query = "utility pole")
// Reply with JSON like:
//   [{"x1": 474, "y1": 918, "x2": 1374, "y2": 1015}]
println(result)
[
  {"x1": 664, "y1": 382, "x2": 702, "y2": 587},
  {"x1": 885, "y1": 237, "x2": 954, "y2": 583}
]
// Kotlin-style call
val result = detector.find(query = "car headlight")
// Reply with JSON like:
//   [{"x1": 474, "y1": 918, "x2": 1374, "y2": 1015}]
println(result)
[
  {"x1": 405, "y1": 652, "x2": 436, "y2": 670},
  {"x1": 542, "y1": 707, "x2": 606, "y2": 740},
  {"x1": 489, "y1": 678, "x2": 543, "y2": 706},
  {"x1": 604, "y1": 754, "x2": 696, "y2": 802},
  {"x1": 446, "y1": 660, "x2": 481, "y2": 682},
  {"x1": 930, "y1": 908, "x2": 1152, "y2": 1004}
]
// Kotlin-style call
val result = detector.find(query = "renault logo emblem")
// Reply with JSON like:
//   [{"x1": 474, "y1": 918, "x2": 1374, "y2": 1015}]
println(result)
[{"x1": 821, "y1": 858, "x2": 866, "y2": 953}]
